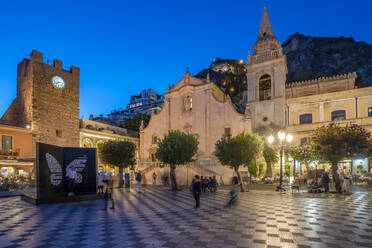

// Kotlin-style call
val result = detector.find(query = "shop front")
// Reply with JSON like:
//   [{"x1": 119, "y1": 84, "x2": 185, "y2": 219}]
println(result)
[{"x1": 294, "y1": 157, "x2": 371, "y2": 176}]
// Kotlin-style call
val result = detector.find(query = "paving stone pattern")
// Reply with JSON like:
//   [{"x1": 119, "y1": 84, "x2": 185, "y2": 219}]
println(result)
[{"x1": 0, "y1": 187, "x2": 372, "y2": 248}]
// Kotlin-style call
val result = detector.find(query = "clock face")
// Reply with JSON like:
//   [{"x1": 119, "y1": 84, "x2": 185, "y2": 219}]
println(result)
[{"x1": 52, "y1": 76, "x2": 65, "y2": 89}]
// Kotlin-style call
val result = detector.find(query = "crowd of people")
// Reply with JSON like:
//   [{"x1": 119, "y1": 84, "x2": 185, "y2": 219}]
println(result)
[
  {"x1": 303, "y1": 170, "x2": 353, "y2": 193},
  {"x1": 190, "y1": 175, "x2": 238, "y2": 209},
  {"x1": 200, "y1": 176, "x2": 218, "y2": 193},
  {"x1": 99, "y1": 170, "x2": 144, "y2": 210},
  {"x1": 0, "y1": 175, "x2": 34, "y2": 191}
]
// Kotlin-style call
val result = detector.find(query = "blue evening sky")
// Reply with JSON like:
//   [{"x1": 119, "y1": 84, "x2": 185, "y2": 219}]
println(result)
[{"x1": 0, "y1": 0, "x2": 371, "y2": 118}]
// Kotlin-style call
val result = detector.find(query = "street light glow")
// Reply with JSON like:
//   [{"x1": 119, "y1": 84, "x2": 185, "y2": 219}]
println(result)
[
  {"x1": 268, "y1": 135, "x2": 274, "y2": 144},
  {"x1": 278, "y1": 132, "x2": 285, "y2": 140},
  {"x1": 286, "y1": 134, "x2": 293, "y2": 142}
]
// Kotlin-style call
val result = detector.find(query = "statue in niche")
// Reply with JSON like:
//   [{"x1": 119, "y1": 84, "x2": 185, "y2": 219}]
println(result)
[
  {"x1": 184, "y1": 123, "x2": 192, "y2": 135},
  {"x1": 184, "y1": 96, "x2": 192, "y2": 111}
]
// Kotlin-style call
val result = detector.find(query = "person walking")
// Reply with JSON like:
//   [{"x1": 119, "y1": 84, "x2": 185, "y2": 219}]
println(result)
[
  {"x1": 322, "y1": 170, "x2": 330, "y2": 193},
  {"x1": 97, "y1": 173, "x2": 104, "y2": 194},
  {"x1": 102, "y1": 175, "x2": 115, "y2": 210},
  {"x1": 124, "y1": 173, "x2": 130, "y2": 188},
  {"x1": 342, "y1": 173, "x2": 350, "y2": 193},
  {"x1": 66, "y1": 166, "x2": 77, "y2": 196},
  {"x1": 190, "y1": 175, "x2": 201, "y2": 209},
  {"x1": 136, "y1": 171, "x2": 142, "y2": 193},
  {"x1": 225, "y1": 177, "x2": 240, "y2": 208},
  {"x1": 152, "y1": 172, "x2": 157, "y2": 185}
]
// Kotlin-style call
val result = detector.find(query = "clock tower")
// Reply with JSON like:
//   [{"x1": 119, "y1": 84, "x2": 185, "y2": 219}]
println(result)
[{"x1": 1, "y1": 50, "x2": 80, "y2": 156}]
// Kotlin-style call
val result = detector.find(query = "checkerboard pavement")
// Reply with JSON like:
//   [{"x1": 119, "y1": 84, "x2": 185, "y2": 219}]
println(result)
[{"x1": 0, "y1": 186, "x2": 372, "y2": 248}]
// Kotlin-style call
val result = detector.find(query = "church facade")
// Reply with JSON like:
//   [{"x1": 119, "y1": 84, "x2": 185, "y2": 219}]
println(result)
[
  {"x1": 139, "y1": 72, "x2": 251, "y2": 185},
  {"x1": 140, "y1": 7, "x2": 372, "y2": 183}
]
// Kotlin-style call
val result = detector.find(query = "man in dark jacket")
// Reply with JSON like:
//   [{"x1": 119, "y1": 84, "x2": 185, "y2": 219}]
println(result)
[
  {"x1": 136, "y1": 171, "x2": 142, "y2": 193},
  {"x1": 322, "y1": 171, "x2": 330, "y2": 193},
  {"x1": 191, "y1": 175, "x2": 201, "y2": 209}
]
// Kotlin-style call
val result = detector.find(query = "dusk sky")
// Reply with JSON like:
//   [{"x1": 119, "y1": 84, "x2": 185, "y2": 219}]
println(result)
[{"x1": 0, "y1": 0, "x2": 371, "y2": 119}]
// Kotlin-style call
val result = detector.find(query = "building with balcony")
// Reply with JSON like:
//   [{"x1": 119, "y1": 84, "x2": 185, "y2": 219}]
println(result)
[{"x1": 0, "y1": 124, "x2": 33, "y2": 178}]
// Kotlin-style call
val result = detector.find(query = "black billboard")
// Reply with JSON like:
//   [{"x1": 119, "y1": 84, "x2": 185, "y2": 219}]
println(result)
[{"x1": 36, "y1": 143, "x2": 97, "y2": 200}]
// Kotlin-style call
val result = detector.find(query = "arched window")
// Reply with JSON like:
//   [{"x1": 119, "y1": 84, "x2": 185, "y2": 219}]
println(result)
[
  {"x1": 331, "y1": 110, "x2": 346, "y2": 121},
  {"x1": 151, "y1": 153, "x2": 156, "y2": 162},
  {"x1": 368, "y1": 107, "x2": 372, "y2": 117},
  {"x1": 259, "y1": 74, "x2": 271, "y2": 101},
  {"x1": 224, "y1": 128, "x2": 231, "y2": 136},
  {"x1": 299, "y1": 114, "x2": 312, "y2": 124},
  {"x1": 82, "y1": 138, "x2": 93, "y2": 148},
  {"x1": 152, "y1": 135, "x2": 158, "y2": 144}
]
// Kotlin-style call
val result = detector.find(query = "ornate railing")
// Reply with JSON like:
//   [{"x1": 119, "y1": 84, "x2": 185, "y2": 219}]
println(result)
[{"x1": 247, "y1": 49, "x2": 283, "y2": 65}]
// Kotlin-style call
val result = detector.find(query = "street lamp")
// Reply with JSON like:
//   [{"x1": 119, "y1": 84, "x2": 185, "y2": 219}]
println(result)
[{"x1": 268, "y1": 132, "x2": 293, "y2": 191}]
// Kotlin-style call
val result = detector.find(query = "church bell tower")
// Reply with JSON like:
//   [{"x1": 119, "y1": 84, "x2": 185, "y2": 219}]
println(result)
[{"x1": 246, "y1": 7, "x2": 287, "y2": 130}]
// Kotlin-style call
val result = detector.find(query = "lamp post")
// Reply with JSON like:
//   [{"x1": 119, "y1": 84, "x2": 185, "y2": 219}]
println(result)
[{"x1": 268, "y1": 131, "x2": 293, "y2": 191}]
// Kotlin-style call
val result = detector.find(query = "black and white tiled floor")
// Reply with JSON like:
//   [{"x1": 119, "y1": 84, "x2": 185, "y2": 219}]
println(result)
[{"x1": 0, "y1": 186, "x2": 372, "y2": 248}]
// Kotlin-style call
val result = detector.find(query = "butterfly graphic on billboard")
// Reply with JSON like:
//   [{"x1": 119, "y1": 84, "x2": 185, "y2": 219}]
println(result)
[
  {"x1": 65, "y1": 156, "x2": 88, "y2": 183},
  {"x1": 45, "y1": 153, "x2": 63, "y2": 186},
  {"x1": 46, "y1": 153, "x2": 88, "y2": 186}
]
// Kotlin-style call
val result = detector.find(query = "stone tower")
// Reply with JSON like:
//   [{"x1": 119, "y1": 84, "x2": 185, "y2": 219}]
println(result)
[
  {"x1": 1, "y1": 50, "x2": 80, "y2": 155},
  {"x1": 246, "y1": 7, "x2": 287, "y2": 130}
]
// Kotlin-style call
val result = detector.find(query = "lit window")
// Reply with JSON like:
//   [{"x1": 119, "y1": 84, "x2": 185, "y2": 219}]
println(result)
[
  {"x1": 1, "y1": 135, "x2": 13, "y2": 153},
  {"x1": 368, "y1": 107, "x2": 372, "y2": 117},
  {"x1": 299, "y1": 114, "x2": 312, "y2": 124},
  {"x1": 331, "y1": 110, "x2": 346, "y2": 121}
]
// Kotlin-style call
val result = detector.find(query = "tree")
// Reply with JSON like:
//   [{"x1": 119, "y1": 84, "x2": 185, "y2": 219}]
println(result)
[
  {"x1": 214, "y1": 133, "x2": 263, "y2": 192},
  {"x1": 248, "y1": 160, "x2": 258, "y2": 184},
  {"x1": 98, "y1": 140, "x2": 136, "y2": 188},
  {"x1": 285, "y1": 160, "x2": 291, "y2": 177},
  {"x1": 311, "y1": 123, "x2": 372, "y2": 192},
  {"x1": 254, "y1": 124, "x2": 283, "y2": 177},
  {"x1": 287, "y1": 142, "x2": 317, "y2": 177},
  {"x1": 262, "y1": 145, "x2": 278, "y2": 177},
  {"x1": 125, "y1": 113, "x2": 150, "y2": 132},
  {"x1": 155, "y1": 130, "x2": 198, "y2": 191},
  {"x1": 258, "y1": 163, "x2": 265, "y2": 176}
]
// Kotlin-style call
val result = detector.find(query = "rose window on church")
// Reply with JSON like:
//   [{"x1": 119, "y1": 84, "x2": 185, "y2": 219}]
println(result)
[{"x1": 259, "y1": 74, "x2": 271, "y2": 101}]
